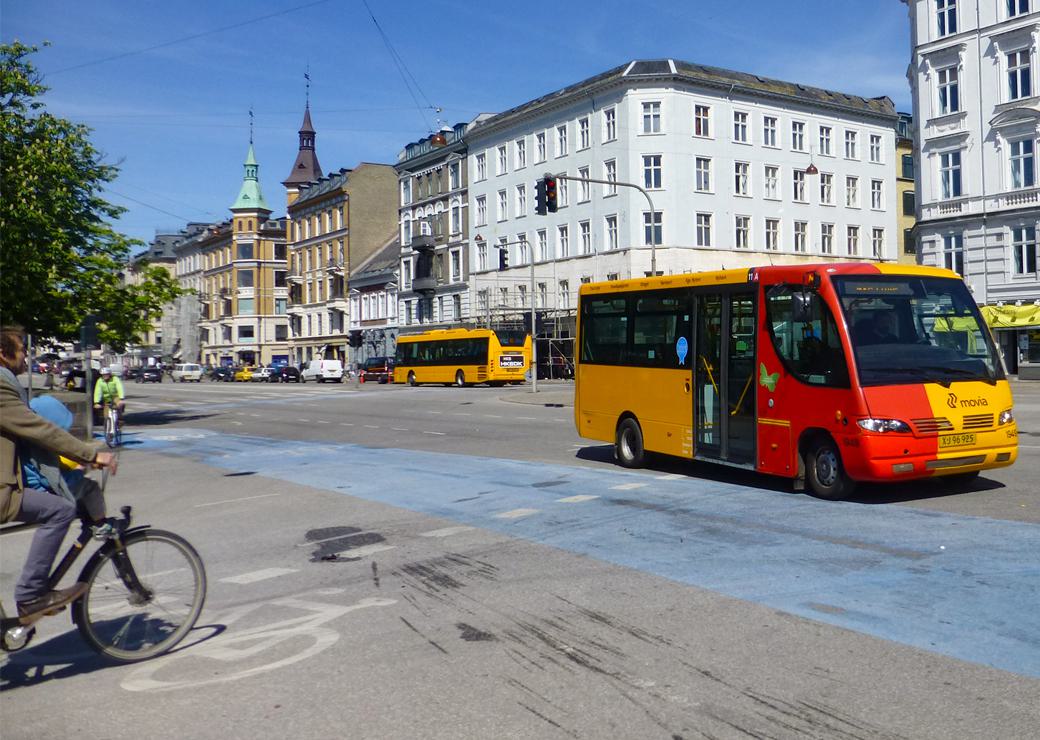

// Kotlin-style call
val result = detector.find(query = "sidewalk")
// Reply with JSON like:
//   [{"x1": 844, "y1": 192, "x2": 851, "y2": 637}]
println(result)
[{"x1": 500, "y1": 380, "x2": 574, "y2": 408}]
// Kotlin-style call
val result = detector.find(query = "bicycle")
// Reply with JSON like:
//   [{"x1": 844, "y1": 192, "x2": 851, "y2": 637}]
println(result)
[
  {"x1": 101, "y1": 402, "x2": 122, "y2": 448},
  {"x1": 0, "y1": 463, "x2": 207, "y2": 663}
]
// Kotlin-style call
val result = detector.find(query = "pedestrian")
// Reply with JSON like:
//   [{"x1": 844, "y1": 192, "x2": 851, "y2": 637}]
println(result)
[{"x1": 1, "y1": 326, "x2": 117, "y2": 621}]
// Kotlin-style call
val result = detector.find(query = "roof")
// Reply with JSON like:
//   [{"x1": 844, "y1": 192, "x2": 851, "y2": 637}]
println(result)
[
  {"x1": 469, "y1": 58, "x2": 895, "y2": 139},
  {"x1": 348, "y1": 232, "x2": 400, "y2": 289},
  {"x1": 230, "y1": 144, "x2": 271, "y2": 212},
  {"x1": 283, "y1": 105, "x2": 323, "y2": 187}
]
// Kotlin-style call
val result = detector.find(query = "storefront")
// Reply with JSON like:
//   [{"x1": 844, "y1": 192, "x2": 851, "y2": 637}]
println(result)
[{"x1": 981, "y1": 303, "x2": 1040, "y2": 378}]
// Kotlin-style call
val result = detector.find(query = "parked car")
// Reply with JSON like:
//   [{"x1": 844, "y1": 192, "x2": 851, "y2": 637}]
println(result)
[
  {"x1": 123, "y1": 367, "x2": 142, "y2": 381},
  {"x1": 301, "y1": 359, "x2": 344, "y2": 383},
  {"x1": 268, "y1": 366, "x2": 301, "y2": 383},
  {"x1": 251, "y1": 367, "x2": 272, "y2": 382},
  {"x1": 171, "y1": 363, "x2": 204, "y2": 382},
  {"x1": 360, "y1": 356, "x2": 394, "y2": 384},
  {"x1": 137, "y1": 366, "x2": 163, "y2": 383},
  {"x1": 209, "y1": 366, "x2": 235, "y2": 382},
  {"x1": 233, "y1": 366, "x2": 255, "y2": 382}
]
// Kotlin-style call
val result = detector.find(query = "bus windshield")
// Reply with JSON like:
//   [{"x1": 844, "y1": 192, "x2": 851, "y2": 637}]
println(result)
[
  {"x1": 833, "y1": 275, "x2": 1004, "y2": 387},
  {"x1": 495, "y1": 330, "x2": 529, "y2": 348}
]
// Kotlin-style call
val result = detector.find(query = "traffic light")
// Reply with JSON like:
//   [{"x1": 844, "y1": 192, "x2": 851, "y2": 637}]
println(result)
[
  {"x1": 535, "y1": 178, "x2": 547, "y2": 215},
  {"x1": 348, "y1": 330, "x2": 363, "y2": 348},
  {"x1": 498, "y1": 247, "x2": 509, "y2": 270},
  {"x1": 543, "y1": 175, "x2": 558, "y2": 213}
]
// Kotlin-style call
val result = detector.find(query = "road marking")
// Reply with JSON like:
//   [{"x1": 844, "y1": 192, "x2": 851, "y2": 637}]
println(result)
[
  {"x1": 195, "y1": 493, "x2": 282, "y2": 508},
  {"x1": 420, "y1": 525, "x2": 475, "y2": 538},
  {"x1": 556, "y1": 495, "x2": 599, "y2": 503},
  {"x1": 517, "y1": 417, "x2": 537, "y2": 420},
  {"x1": 220, "y1": 568, "x2": 298, "y2": 585},
  {"x1": 363, "y1": 425, "x2": 380, "y2": 429},
  {"x1": 484, "y1": 414, "x2": 502, "y2": 419},
  {"x1": 453, "y1": 413, "x2": 472, "y2": 416},
  {"x1": 494, "y1": 508, "x2": 539, "y2": 519},
  {"x1": 611, "y1": 482, "x2": 648, "y2": 491},
  {"x1": 316, "y1": 420, "x2": 330, "y2": 424},
  {"x1": 340, "y1": 422, "x2": 354, "y2": 427},
  {"x1": 249, "y1": 414, "x2": 261, "y2": 417},
  {"x1": 335, "y1": 543, "x2": 396, "y2": 559},
  {"x1": 423, "y1": 431, "x2": 446, "y2": 436},
  {"x1": 391, "y1": 427, "x2": 409, "y2": 431},
  {"x1": 230, "y1": 421, "x2": 243, "y2": 426},
  {"x1": 655, "y1": 473, "x2": 685, "y2": 481},
  {"x1": 297, "y1": 418, "x2": 311, "y2": 422},
  {"x1": 429, "y1": 411, "x2": 442, "y2": 414}
]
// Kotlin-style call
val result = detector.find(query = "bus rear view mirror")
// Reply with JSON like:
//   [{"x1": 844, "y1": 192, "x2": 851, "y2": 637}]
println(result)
[{"x1": 791, "y1": 290, "x2": 814, "y2": 323}]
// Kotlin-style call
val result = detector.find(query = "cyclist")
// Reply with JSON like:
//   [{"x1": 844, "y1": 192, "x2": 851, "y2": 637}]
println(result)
[{"x1": 93, "y1": 366, "x2": 125, "y2": 424}]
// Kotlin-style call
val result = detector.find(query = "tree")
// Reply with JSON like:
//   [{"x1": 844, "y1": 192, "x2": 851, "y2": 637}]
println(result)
[{"x1": 0, "y1": 41, "x2": 182, "y2": 351}]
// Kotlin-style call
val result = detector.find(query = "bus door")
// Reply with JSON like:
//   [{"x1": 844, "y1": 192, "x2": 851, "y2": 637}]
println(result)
[{"x1": 694, "y1": 290, "x2": 756, "y2": 465}]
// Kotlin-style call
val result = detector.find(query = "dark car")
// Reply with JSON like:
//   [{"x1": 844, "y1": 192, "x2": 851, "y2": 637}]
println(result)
[
  {"x1": 269, "y1": 366, "x2": 301, "y2": 383},
  {"x1": 123, "y1": 367, "x2": 142, "y2": 381},
  {"x1": 136, "y1": 366, "x2": 163, "y2": 383},
  {"x1": 360, "y1": 356, "x2": 393, "y2": 384},
  {"x1": 209, "y1": 367, "x2": 235, "y2": 382}
]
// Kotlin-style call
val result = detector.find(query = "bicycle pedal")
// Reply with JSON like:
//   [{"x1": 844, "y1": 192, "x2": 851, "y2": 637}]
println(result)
[{"x1": 17, "y1": 604, "x2": 66, "y2": 626}]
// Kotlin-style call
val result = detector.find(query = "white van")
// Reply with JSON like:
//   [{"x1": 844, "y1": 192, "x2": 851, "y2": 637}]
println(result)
[
  {"x1": 301, "y1": 359, "x2": 344, "y2": 383},
  {"x1": 171, "y1": 363, "x2": 203, "y2": 383}
]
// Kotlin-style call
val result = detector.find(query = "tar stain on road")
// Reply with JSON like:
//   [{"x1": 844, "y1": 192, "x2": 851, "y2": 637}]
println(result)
[
  {"x1": 456, "y1": 622, "x2": 497, "y2": 642},
  {"x1": 305, "y1": 525, "x2": 386, "y2": 563}
]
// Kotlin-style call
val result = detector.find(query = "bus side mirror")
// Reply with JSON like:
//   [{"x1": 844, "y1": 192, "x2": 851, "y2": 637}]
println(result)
[{"x1": 791, "y1": 290, "x2": 814, "y2": 323}]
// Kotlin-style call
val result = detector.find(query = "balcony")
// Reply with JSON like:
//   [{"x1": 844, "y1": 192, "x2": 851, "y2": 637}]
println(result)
[
  {"x1": 998, "y1": 186, "x2": 1040, "y2": 210},
  {"x1": 410, "y1": 234, "x2": 435, "y2": 252},
  {"x1": 412, "y1": 276, "x2": 437, "y2": 294},
  {"x1": 286, "y1": 270, "x2": 303, "y2": 284},
  {"x1": 328, "y1": 292, "x2": 348, "y2": 308},
  {"x1": 326, "y1": 259, "x2": 344, "y2": 275}
]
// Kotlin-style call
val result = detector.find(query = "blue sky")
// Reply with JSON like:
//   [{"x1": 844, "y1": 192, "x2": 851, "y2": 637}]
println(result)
[{"x1": 3, "y1": 0, "x2": 913, "y2": 250}]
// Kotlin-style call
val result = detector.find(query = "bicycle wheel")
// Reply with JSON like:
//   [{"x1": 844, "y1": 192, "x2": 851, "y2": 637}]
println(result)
[
  {"x1": 73, "y1": 528, "x2": 206, "y2": 663},
  {"x1": 114, "y1": 411, "x2": 122, "y2": 446},
  {"x1": 104, "y1": 412, "x2": 116, "y2": 448}
]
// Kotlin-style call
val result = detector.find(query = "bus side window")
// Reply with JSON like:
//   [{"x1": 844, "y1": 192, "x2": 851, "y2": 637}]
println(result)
[{"x1": 766, "y1": 287, "x2": 849, "y2": 387}]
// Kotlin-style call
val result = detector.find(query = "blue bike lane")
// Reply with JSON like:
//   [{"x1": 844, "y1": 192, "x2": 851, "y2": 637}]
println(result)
[{"x1": 132, "y1": 427, "x2": 1040, "y2": 679}]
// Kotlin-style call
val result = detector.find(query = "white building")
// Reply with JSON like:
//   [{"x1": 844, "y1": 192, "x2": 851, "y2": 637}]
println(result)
[
  {"x1": 466, "y1": 59, "x2": 899, "y2": 338},
  {"x1": 903, "y1": 0, "x2": 1040, "y2": 371}
]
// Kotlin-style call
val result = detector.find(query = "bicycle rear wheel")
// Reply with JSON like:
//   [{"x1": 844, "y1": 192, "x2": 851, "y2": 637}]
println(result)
[
  {"x1": 104, "y1": 413, "x2": 116, "y2": 448},
  {"x1": 73, "y1": 528, "x2": 206, "y2": 663}
]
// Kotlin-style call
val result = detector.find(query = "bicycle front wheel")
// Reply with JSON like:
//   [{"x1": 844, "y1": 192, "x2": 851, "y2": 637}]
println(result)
[
  {"x1": 104, "y1": 413, "x2": 116, "y2": 448},
  {"x1": 73, "y1": 529, "x2": 206, "y2": 663}
]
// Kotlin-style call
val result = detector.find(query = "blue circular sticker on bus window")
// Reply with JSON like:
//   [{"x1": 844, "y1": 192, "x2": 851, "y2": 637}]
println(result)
[{"x1": 676, "y1": 336, "x2": 689, "y2": 366}]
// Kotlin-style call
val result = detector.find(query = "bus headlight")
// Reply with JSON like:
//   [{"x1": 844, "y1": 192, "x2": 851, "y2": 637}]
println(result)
[
  {"x1": 998, "y1": 409, "x2": 1014, "y2": 425},
  {"x1": 857, "y1": 418, "x2": 911, "y2": 433}
]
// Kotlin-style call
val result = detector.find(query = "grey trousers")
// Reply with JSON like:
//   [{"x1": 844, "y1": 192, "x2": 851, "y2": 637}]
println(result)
[{"x1": 14, "y1": 488, "x2": 77, "y2": 603}]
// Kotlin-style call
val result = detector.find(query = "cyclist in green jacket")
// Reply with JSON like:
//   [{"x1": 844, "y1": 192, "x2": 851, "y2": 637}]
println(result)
[{"x1": 93, "y1": 367, "x2": 125, "y2": 420}]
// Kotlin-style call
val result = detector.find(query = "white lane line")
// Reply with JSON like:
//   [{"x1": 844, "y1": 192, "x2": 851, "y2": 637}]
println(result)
[
  {"x1": 297, "y1": 418, "x2": 311, "y2": 422},
  {"x1": 249, "y1": 414, "x2": 261, "y2": 417},
  {"x1": 230, "y1": 421, "x2": 243, "y2": 426},
  {"x1": 334, "y1": 544, "x2": 396, "y2": 559},
  {"x1": 453, "y1": 413, "x2": 472, "y2": 416},
  {"x1": 423, "y1": 431, "x2": 446, "y2": 436},
  {"x1": 363, "y1": 425, "x2": 379, "y2": 429},
  {"x1": 195, "y1": 493, "x2": 281, "y2": 508},
  {"x1": 494, "y1": 508, "x2": 539, "y2": 519},
  {"x1": 556, "y1": 495, "x2": 599, "y2": 503},
  {"x1": 340, "y1": 422, "x2": 354, "y2": 426},
  {"x1": 517, "y1": 416, "x2": 537, "y2": 420},
  {"x1": 484, "y1": 414, "x2": 502, "y2": 419},
  {"x1": 420, "y1": 526, "x2": 475, "y2": 538},
  {"x1": 655, "y1": 473, "x2": 684, "y2": 480},
  {"x1": 429, "y1": 411, "x2": 443, "y2": 414},
  {"x1": 611, "y1": 482, "x2": 648, "y2": 491},
  {"x1": 391, "y1": 427, "x2": 409, "y2": 432},
  {"x1": 220, "y1": 567, "x2": 298, "y2": 585},
  {"x1": 316, "y1": 420, "x2": 330, "y2": 424}
]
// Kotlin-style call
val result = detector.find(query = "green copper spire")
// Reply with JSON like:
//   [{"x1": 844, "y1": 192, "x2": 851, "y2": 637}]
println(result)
[{"x1": 231, "y1": 144, "x2": 271, "y2": 212}]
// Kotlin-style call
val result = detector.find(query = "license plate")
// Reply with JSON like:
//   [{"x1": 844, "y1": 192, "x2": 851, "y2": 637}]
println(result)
[{"x1": 939, "y1": 433, "x2": 976, "y2": 448}]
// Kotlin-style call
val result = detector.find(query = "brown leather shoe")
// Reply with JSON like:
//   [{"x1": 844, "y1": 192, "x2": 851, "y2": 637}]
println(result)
[{"x1": 17, "y1": 583, "x2": 89, "y2": 621}]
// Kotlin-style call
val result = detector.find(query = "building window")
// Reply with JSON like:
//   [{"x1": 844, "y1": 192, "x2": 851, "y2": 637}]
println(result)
[
  {"x1": 734, "y1": 161, "x2": 749, "y2": 196},
  {"x1": 820, "y1": 172, "x2": 834, "y2": 204},
  {"x1": 558, "y1": 176, "x2": 569, "y2": 207},
  {"x1": 556, "y1": 124, "x2": 568, "y2": 156},
  {"x1": 792, "y1": 169, "x2": 806, "y2": 202},
  {"x1": 401, "y1": 179, "x2": 412, "y2": 205},
  {"x1": 516, "y1": 184, "x2": 527, "y2": 217},
  {"x1": 402, "y1": 260, "x2": 412, "y2": 288},
  {"x1": 1008, "y1": 49, "x2": 1032, "y2": 100},
  {"x1": 580, "y1": 220, "x2": 592, "y2": 254},
  {"x1": 449, "y1": 162, "x2": 460, "y2": 190},
  {"x1": 940, "y1": 150, "x2": 963, "y2": 198},
  {"x1": 872, "y1": 228, "x2": 885, "y2": 257},
  {"x1": 497, "y1": 145, "x2": 507, "y2": 175},
  {"x1": 871, "y1": 179, "x2": 884, "y2": 209},
  {"x1": 237, "y1": 297, "x2": 255, "y2": 315},
  {"x1": 643, "y1": 211, "x2": 662, "y2": 246},
  {"x1": 794, "y1": 221, "x2": 808, "y2": 253},
  {"x1": 845, "y1": 130, "x2": 858, "y2": 159},
  {"x1": 1013, "y1": 226, "x2": 1037, "y2": 274},
  {"x1": 476, "y1": 195, "x2": 487, "y2": 226},
  {"x1": 869, "y1": 134, "x2": 883, "y2": 163},
  {"x1": 733, "y1": 111, "x2": 748, "y2": 143},
  {"x1": 902, "y1": 154, "x2": 915, "y2": 179},
  {"x1": 497, "y1": 190, "x2": 507, "y2": 221},
  {"x1": 515, "y1": 138, "x2": 526, "y2": 169},
  {"x1": 476, "y1": 288, "x2": 487, "y2": 313},
  {"x1": 903, "y1": 189, "x2": 916, "y2": 215},
  {"x1": 643, "y1": 154, "x2": 662, "y2": 189},
  {"x1": 604, "y1": 108, "x2": 616, "y2": 141},
  {"x1": 477, "y1": 241, "x2": 487, "y2": 271},
  {"x1": 476, "y1": 153, "x2": 486, "y2": 181},
  {"x1": 764, "y1": 165, "x2": 778, "y2": 199},
  {"x1": 578, "y1": 166, "x2": 590, "y2": 202},
  {"x1": 1010, "y1": 139, "x2": 1036, "y2": 189},
  {"x1": 578, "y1": 117, "x2": 590, "y2": 149},
  {"x1": 735, "y1": 216, "x2": 750, "y2": 249},
  {"x1": 904, "y1": 229, "x2": 916, "y2": 254},
  {"x1": 451, "y1": 250, "x2": 461, "y2": 280},
  {"x1": 821, "y1": 223, "x2": 834, "y2": 254},
  {"x1": 604, "y1": 159, "x2": 617, "y2": 196},
  {"x1": 237, "y1": 269, "x2": 254, "y2": 287},
  {"x1": 238, "y1": 325, "x2": 255, "y2": 340},
  {"x1": 1007, "y1": 0, "x2": 1031, "y2": 17},
  {"x1": 943, "y1": 234, "x2": 965, "y2": 274},
  {"x1": 452, "y1": 293, "x2": 461, "y2": 320},
  {"x1": 847, "y1": 225, "x2": 860, "y2": 255},
  {"x1": 558, "y1": 280, "x2": 570, "y2": 308},
  {"x1": 695, "y1": 156, "x2": 712, "y2": 192},
  {"x1": 937, "y1": 0, "x2": 957, "y2": 37},
  {"x1": 237, "y1": 242, "x2": 253, "y2": 260},
  {"x1": 696, "y1": 213, "x2": 712, "y2": 247},
  {"x1": 763, "y1": 116, "x2": 777, "y2": 147},
  {"x1": 517, "y1": 234, "x2": 528, "y2": 264},
  {"x1": 765, "y1": 218, "x2": 779, "y2": 251},
  {"x1": 558, "y1": 225, "x2": 569, "y2": 257},
  {"x1": 500, "y1": 286, "x2": 509, "y2": 307},
  {"x1": 819, "y1": 126, "x2": 832, "y2": 156},
  {"x1": 846, "y1": 175, "x2": 859, "y2": 207},
  {"x1": 605, "y1": 215, "x2": 618, "y2": 250},
  {"x1": 791, "y1": 121, "x2": 805, "y2": 151},
  {"x1": 642, "y1": 101, "x2": 661, "y2": 133},
  {"x1": 536, "y1": 229, "x2": 548, "y2": 261},
  {"x1": 536, "y1": 132, "x2": 546, "y2": 162},
  {"x1": 694, "y1": 104, "x2": 711, "y2": 137},
  {"x1": 938, "y1": 67, "x2": 960, "y2": 114}
]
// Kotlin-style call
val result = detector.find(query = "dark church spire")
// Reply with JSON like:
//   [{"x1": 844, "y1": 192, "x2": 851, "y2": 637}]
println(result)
[{"x1": 283, "y1": 73, "x2": 322, "y2": 189}]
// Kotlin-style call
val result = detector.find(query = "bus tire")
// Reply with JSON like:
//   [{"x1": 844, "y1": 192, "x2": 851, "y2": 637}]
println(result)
[
  {"x1": 615, "y1": 417, "x2": 645, "y2": 468},
  {"x1": 806, "y1": 437, "x2": 855, "y2": 500},
  {"x1": 408, "y1": 372, "x2": 418, "y2": 387},
  {"x1": 455, "y1": 370, "x2": 466, "y2": 387}
]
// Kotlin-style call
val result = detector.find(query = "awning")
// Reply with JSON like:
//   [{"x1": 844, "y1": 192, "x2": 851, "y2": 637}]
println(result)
[{"x1": 980, "y1": 304, "x2": 1040, "y2": 329}]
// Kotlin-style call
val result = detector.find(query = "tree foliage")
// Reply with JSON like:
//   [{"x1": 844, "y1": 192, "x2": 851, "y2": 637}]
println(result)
[{"x1": 0, "y1": 41, "x2": 182, "y2": 350}]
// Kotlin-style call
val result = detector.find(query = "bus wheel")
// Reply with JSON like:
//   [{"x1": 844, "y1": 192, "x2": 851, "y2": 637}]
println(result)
[
  {"x1": 615, "y1": 418, "x2": 645, "y2": 468},
  {"x1": 408, "y1": 372, "x2": 418, "y2": 387},
  {"x1": 455, "y1": 370, "x2": 466, "y2": 387},
  {"x1": 806, "y1": 438, "x2": 855, "y2": 500}
]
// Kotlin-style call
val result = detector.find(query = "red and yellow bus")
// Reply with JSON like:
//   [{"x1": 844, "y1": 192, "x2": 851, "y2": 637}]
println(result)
[
  {"x1": 575, "y1": 263, "x2": 1017, "y2": 499},
  {"x1": 393, "y1": 328, "x2": 531, "y2": 387}
]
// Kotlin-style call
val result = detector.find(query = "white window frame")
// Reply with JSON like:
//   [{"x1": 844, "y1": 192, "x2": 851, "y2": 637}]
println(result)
[
  {"x1": 1012, "y1": 225, "x2": 1037, "y2": 275},
  {"x1": 604, "y1": 159, "x2": 618, "y2": 196},
  {"x1": 943, "y1": 233, "x2": 965, "y2": 274},
  {"x1": 536, "y1": 132, "x2": 546, "y2": 163},
  {"x1": 556, "y1": 124, "x2": 568, "y2": 157},
  {"x1": 475, "y1": 152, "x2": 486, "y2": 181},
  {"x1": 765, "y1": 218, "x2": 780, "y2": 251},
  {"x1": 820, "y1": 172, "x2": 834, "y2": 205},
  {"x1": 937, "y1": 0, "x2": 958, "y2": 37},
  {"x1": 579, "y1": 220, "x2": 592, "y2": 254},
  {"x1": 475, "y1": 195, "x2": 487, "y2": 227},
  {"x1": 694, "y1": 104, "x2": 711, "y2": 137},
  {"x1": 1007, "y1": 49, "x2": 1033, "y2": 101},
  {"x1": 792, "y1": 169, "x2": 806, "y2": 202},
  {"x1": 641, "y1": 101, "x2": 661, "y2": 134},
  {"x1": 734, "y1": 161, "x2": 750, "y2": 196},
  {"x1": 578, "y1": 117, "x2": 590, "y2": 150},
  {"x1": 871, "y1": 179, "x2": 884, "y2": 210},
  {"x1": 643, "y1": 211, "x2": 662, "y2": 247},
  {"x1": 695, "y1": 156, "x2": 712, "y2": 192},
  {"x1": 791, "y1": 121, "x2": 806, "y2": 152},
  {"x1": 536, "y1": 229, "x2": 548, "y2": 261},
  {"x1": 696, "y1": 212, "x2": 712, "y2": 247},
  {"x1": 497, "y1": 189, "x2": 507, "y2": 222},
  {"x1": 603, "y1": 108, "x2": 616, "y2": 142},
  {"x1": 937, "y1": 66, "x2": 960, "y2": 115},
  {"x1": 845, "y1": 130, "x2": 859, "y2": 159},
  {"x1": 821, "y1": 223, "x2": 834, "y2": 254},
  {"x1": 735, "y1": 215, "x2": 750, "y2": 249},
  {"x1": 847, "y1": 225, "x2": 860, "y2": 256},
  {"x1": 846, "y1": 175, "x2": 860, "y2": 208},
  {"x1": 516, "y1": 184, "x2": 527, "y2": 217},
  {"x1": 558, "y1": 224, "x2": 570, "y2": 257},
  {"x1": 643, "y1": 154, "x2": 662, "y2": 190},
  {"x1": 1010, "y1": 138, "x2": 1036, "y2": 189},
  {"x1": 733, "y1": 111, "x2": 749, "y2": 143},
  {"x1": 940, "y1": 150, "x2": 963, "y2": 199},
  {"x1": 515, "y1": 138, "x2": 526, "y2": 170},
  {"x1": 794, "y1": 221, "x2": 808, "y2": 253},
  {"x1": 497, "y1": 145, "x2": 507, "y2": 176},
  {"x1": 605, "y1": 215, "x2": 618, "y2": 250},
  {"x1": 763, "y1": 116, "x2": 778, "y2": 148},
  {"x1": 869, "y1": 134, "x2": 883, "y2": 164},
  {"x1": 764, "y1": 165, "x2": 778, "y2": 199},
  {"x1": 578, "y1": 166, "x2": 590, "y2": 202},
  {"x1": 871, "y1": 227, "x2": 885, "y2": 257},
  {"x1": 819, "y1": 125, "x2": 832, "y2": 156}
]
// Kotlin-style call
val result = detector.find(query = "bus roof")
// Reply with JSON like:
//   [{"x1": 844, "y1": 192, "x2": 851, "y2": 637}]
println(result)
[
  {"x1": 396, "y1": 328, "x2": 497, "y2": 342},
  {"x1": 577, "y1": 262, "x2": 959, "y2": 296}
]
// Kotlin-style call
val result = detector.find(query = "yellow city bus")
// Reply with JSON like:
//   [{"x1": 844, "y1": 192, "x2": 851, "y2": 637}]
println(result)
[
  {"x1": 575, "y1": 263, "x2": 1017, "y2": 499},
  {"x1": 393, "y1": 328, "x2": 531, "y2": 387}
]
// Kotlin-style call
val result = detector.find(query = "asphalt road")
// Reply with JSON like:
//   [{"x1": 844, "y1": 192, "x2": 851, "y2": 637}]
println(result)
[{"x1": 2, "y1": 376, "x2": 1038, "y2": 739}]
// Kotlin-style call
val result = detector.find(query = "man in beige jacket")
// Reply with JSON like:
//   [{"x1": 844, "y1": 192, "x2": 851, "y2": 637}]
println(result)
[{"x1": 1, "y1": 327, "x2": 116, "y2": 621}]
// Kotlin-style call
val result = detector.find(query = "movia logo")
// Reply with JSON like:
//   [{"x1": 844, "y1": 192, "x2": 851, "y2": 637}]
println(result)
[{"x1": 947, "y1": 392, "x2": 989, "y2": 409}]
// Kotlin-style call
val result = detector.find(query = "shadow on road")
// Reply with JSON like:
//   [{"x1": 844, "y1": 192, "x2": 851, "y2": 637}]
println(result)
[{"x1": 122, "y1": 410, "x2": 215, "y2": 426}]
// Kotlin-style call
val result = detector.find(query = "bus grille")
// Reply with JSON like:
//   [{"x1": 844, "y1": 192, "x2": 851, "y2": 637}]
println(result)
[
  {"x1": 911, "y1": 417, "x2": 954, "y2": 434},
  {"x1": 961, "y1": 414, "x2": 993, "y2": 430},
  {"x1": 477, "y1": 367, "x2": 488, "y2": 381}
]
